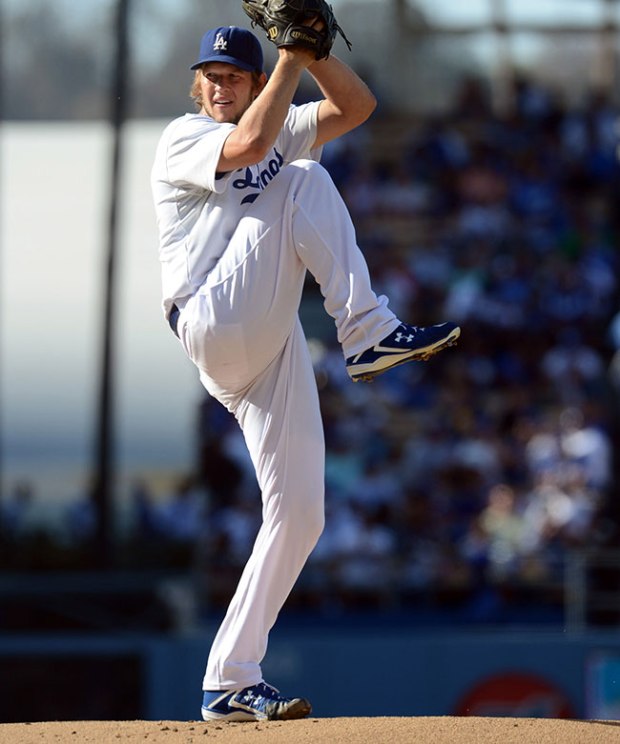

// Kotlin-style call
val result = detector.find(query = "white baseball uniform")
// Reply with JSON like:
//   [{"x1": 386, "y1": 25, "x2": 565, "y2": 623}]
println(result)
[{"x1": 151, "y1": 102, "x2": 399, "y2": 691}]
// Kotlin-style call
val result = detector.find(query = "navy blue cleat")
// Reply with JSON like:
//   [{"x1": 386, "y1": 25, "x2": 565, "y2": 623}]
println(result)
[
  {"x1": 201, "y1": 682, "x2": 312, "y2": 721},
  {"x1": 346, "y1": 321, "x2": 461, "y2": 382}
]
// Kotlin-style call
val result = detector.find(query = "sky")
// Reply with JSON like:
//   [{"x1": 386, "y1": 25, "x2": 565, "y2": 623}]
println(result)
[{"x1": 1, "y1": 0, "x2": 617, "y2": 522}]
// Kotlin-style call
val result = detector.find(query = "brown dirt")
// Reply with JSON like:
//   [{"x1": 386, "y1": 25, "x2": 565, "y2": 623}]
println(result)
[{"x1": 1, "y1": 717, "x2": 619, "y2": 744}]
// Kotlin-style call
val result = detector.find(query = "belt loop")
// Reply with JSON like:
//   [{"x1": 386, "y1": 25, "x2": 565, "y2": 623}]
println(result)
[{"x1": 168, "y1": 304, "x2": 180, "y2": 337}]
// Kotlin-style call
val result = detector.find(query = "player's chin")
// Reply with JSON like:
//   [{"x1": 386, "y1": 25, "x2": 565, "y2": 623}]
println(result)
[
  {"x1": 206, "y1": 104, "x2": 236, "y2": 124},
  {"x1": 217, "y1": 110, "x2": 244, "y2": 125}
]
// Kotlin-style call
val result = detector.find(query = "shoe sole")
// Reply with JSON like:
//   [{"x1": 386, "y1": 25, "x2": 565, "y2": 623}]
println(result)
[
  {"x1": 348, "y1": 326, "x2": 461, "y2": 382},
  {"x1": 201, "y1": 708, "x2": 261, "y2": 722},
  {"x1": 201, "y1": 697, "x2": 312, "y2": 722}
]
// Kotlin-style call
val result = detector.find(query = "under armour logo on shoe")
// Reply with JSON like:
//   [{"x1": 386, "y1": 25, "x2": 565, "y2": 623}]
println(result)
[
  {"x1": 395, "y1": 332, "x2": 415, "y2": 344},
  {"x1": 213, "y1": 32, "x2": 228, "y2": 51}
]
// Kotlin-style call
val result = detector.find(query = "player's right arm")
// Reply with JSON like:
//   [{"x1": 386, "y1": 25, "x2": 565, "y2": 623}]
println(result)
[{"x1": 218, "y1": 48, "x2": 314, "y2": 172}]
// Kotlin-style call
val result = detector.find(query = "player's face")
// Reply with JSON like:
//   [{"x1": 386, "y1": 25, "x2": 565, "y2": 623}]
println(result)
[{"x1": 200, "y1": 63, "x2": 260, "y2": 124}]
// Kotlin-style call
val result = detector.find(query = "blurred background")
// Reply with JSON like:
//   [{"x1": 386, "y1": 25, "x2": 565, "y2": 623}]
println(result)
[{"x1": 1, "y1": 0, "x2": 620, "y2": 724}]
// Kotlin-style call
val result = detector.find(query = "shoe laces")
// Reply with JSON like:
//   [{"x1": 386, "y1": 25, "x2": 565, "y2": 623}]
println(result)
[
  {"x1": 257, "y1": 682, "x2": 283, "y2": 699},
  {"x1": 242, "y1": 682, "x2": 283, "y2": 707}
]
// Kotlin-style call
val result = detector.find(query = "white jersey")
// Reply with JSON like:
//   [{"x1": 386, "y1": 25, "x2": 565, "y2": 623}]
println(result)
[
  {"x1": 152, "y1": 86, "x2": 407, "y2": 697},
  {"x1": 151, "y1": 101, "x2": 322, "y2": 317}
]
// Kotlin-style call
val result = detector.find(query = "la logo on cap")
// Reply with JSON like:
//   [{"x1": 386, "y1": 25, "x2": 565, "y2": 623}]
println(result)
[{"x1": 213, "y1": 32, "x2": 228, "y2": 51}]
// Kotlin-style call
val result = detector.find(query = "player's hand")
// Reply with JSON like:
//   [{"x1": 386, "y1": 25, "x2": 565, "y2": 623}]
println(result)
[
  {"x1": 306, "y1": 14, "x2": 326, "y2": 33},
  {"x1": 278, "y1": 15, "x2": 326, "y2": 66},
  {"x1": 277, "y1": 43, "x2": 316, "y2": 68}
]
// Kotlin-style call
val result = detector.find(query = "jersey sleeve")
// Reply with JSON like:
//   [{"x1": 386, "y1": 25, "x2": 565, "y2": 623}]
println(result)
[
  {"x1": 278, "y1": 101, "x2": 323, "y2": 164},
  {"x1": 157, "y1": 116, "x2": 236, "y2": 193}
]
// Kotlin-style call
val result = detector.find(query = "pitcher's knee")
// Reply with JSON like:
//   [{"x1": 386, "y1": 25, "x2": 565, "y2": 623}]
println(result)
[
  {"x1": 268, "y1": 160, "x2": 336, "y2": 209},
  {"x1": 288, "y1": 159, "x2": 329, "y2": 181},
  {"x1": 281, "y1": 159, "x2": 334, "y2": 193}
]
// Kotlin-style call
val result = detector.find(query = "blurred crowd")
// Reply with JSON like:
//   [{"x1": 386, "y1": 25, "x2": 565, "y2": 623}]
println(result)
[
  {"x1": 189, "y1": 75, "x2": 620, "y2": 622},
  {"x1": 3, "y1": 75, "x2": 619, "y2": 626}
]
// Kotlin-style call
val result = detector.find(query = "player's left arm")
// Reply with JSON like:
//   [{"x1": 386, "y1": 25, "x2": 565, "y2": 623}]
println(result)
[{"x1": 308, "y1": 55, "x2": 377, "y2": 147}]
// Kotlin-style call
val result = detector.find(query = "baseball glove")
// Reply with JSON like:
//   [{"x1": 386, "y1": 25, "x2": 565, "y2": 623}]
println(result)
[{"x1": 242, "y1": 0, "x2": 351, "y2": 61}]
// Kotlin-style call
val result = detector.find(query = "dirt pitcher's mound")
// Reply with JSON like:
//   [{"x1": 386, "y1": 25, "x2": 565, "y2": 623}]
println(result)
[{"x1": 1, "y1": 717, "x2": 619, "y2": 744}]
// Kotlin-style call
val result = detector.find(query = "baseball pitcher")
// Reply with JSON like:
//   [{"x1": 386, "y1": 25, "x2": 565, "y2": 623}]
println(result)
[{"x1": 151, "y1": 0, "x2": 460, "y2": 722}]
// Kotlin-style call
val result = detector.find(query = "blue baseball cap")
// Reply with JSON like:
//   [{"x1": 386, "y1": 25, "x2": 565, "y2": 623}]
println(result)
[{"x1": 190, "y1": 26, "x2": 263, "y2": 72}]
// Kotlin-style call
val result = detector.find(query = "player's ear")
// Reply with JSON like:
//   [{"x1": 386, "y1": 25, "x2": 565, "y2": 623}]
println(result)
[{"x1": 255, "y1": 71, "x2": 268, "y2": 94}]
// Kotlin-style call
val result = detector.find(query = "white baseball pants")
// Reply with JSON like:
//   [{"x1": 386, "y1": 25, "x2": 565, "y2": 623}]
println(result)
[{"x1": 176, "y1": 160, "x2": 399, "y2": 690}]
